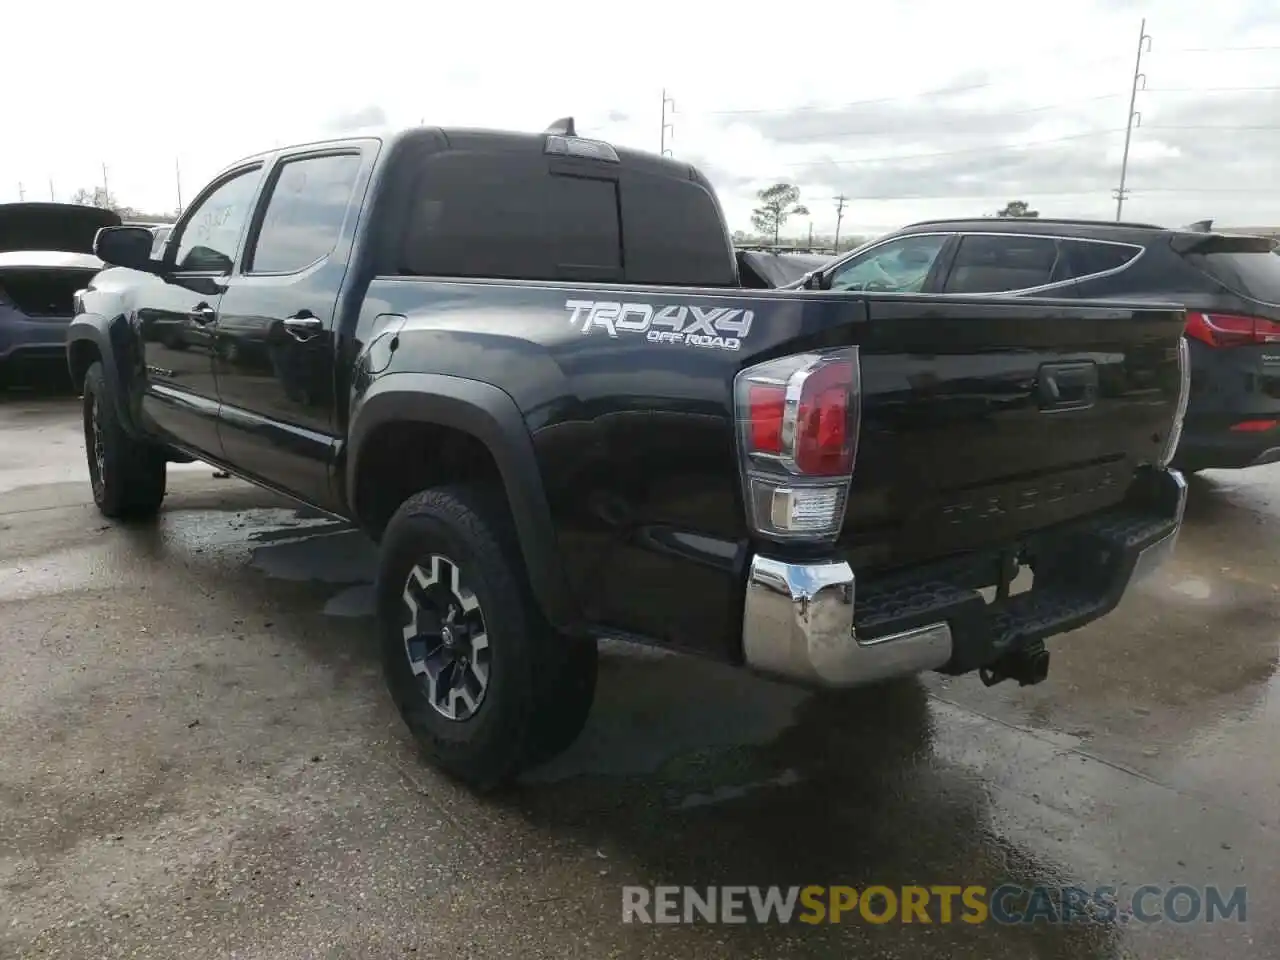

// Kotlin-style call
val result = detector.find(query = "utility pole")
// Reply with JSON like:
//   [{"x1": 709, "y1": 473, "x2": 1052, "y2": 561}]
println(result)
[
  {"x1": 175, "y1": 158, "x2": 183, "y2": 215},
  {"x1": 1114, "y1": 18, "x2": 1152, "y2": 221},
  {"x1": 660, "y1": 88, "x2": 675, "y2": 156},
  {"x1": 833, "y1": 194, "x2": 848, "y2": 251},
  {"x1": 17, "y1": 182, "x2": 25, "y2": 201},
  {"x1": 102, "y1": 163, "x2": 110, "y2": 203},
  {"x1": 49, "y1": 179, "x2": 55, "y2": 201}
]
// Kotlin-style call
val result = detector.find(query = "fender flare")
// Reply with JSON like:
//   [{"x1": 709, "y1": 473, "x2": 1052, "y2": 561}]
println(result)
[
  {"x1": 65, "y1": 316, "x2": 142, "y2": 438},
  {"x1": 345, "y1": 372, "x2": 578, "y2": 631}
]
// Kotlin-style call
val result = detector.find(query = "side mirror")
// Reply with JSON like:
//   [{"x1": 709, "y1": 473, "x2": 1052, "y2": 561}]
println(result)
[
  {"x1": 94, "y1": 225, "x2": 163, "y2": 273},
  {"x1": 806, "y1": 269, "x2": 831, "y2": 290}
]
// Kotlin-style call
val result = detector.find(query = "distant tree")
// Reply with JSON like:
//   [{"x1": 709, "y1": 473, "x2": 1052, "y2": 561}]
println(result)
[
  {"x1": 69, "y1": 186, "x2": 135, "y2": 218},
  {"x1": 751, "y1": 183, "x2": 810, "y2": 245},
  {"x1": 997, "y1": 200, "x2": 1039, "y2": 218}
]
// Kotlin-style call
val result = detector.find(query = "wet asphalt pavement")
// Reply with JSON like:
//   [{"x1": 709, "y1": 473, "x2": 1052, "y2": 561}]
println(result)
[{"x1": 1, "y1": 393, "x2": 1279, "y2": 959}]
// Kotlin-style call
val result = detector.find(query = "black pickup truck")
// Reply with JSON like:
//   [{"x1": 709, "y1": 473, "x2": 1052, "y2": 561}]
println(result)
[{"x1": 69, "y1": 120, "x2": 1189, "y2": 789}]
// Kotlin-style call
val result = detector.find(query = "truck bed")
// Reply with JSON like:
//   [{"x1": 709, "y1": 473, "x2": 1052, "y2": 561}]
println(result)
[{"x1": 353, "y1": 277, "x2": 1185, "y2": 655}]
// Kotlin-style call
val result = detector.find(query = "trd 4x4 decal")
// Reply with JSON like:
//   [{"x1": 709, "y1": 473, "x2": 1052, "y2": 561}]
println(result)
[{"x1": 565, "y1": 299, "x2": 753, "y2": 352}]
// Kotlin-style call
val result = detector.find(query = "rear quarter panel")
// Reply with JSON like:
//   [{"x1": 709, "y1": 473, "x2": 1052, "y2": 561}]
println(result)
[{"x1": 353, "y1": 278, "x2": 869, "y2": 658}]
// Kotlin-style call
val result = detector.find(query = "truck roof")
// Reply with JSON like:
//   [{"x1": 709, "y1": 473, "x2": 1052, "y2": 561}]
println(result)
[{"x1": 221, "y1": 124, "x2": 702, "y2": 185}]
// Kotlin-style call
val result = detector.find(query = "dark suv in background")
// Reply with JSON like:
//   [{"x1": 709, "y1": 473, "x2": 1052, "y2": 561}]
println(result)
[{"x1": 797, "y1": 218, "x2": 1280, "y2": 473}]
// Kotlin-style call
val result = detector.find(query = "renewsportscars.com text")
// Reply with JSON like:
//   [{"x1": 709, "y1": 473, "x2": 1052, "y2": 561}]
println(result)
[{"x1": 621, "y1": 884, "x2": 1248, "y2": 926}]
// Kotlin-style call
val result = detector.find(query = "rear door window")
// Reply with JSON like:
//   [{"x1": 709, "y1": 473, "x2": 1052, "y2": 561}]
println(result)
[
  {"x1": 246, "y1": 153, "x2": 363, "y2": 274},
  {"x1": 1191, "y1": 249, "x2": 1280, "y2": 304},
  {"x1": 943, "y1": 235, "x2": 1060, "y2": 293},
  {"x1": 401, "y1": 152, "x2": 622, "y2": 281}
]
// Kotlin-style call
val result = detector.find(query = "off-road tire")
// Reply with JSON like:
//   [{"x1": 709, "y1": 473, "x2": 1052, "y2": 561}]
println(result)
[
  {"x1": 377, "y1": 485, "x2": 597, "y2": 790},
  {"x1": 82, "y1": 361, "x2": 167, "y2": 519}
]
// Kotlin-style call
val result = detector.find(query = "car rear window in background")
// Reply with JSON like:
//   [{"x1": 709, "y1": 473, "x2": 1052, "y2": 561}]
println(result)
[
  {"x1": 1058, "y1": 239, "x2": 1141, "y2": 278},
  {"x1": 1191, "y1": 250, "x2": 1280, "y2": 304},
  {"x1": 401, "y1": 152, "x2": 622, "y2": 281}
]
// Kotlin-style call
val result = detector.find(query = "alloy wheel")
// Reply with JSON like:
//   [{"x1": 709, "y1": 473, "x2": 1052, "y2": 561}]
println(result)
[
  {"x1": 401, "y1": 554, "x2": 492, "y2": 721},
  {"x1": 88, "y1": 396, "x2": 106, "y2": 494}
]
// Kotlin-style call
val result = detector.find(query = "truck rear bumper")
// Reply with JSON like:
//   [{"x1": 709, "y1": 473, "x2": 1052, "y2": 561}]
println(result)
[{"x1": 741, "y1": 467, "x2": 1187, "y2": 688}]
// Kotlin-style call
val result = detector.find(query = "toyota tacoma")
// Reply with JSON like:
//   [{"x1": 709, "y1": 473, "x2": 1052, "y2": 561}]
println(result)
[{"x1": 68, "y1": 119, "x2": 1190, "y2": 789}]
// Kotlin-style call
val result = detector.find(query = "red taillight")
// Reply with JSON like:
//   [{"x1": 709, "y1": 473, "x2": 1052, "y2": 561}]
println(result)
[
  {"x1": 748, "y1": 384, "x2": 785, "y2": 454},
  {"x1": 1230, "y1": 420, "x2": 1278, "y2": 432},
  {"x1": 734, "y1": 348, "x2": 862, "y2": 541},
  {"x1": 794, "y1": 361, "x2": 855, "y2": 475},
  {"x1": 1185, "y1": 312, "x2": 1280, "y2": 347}
]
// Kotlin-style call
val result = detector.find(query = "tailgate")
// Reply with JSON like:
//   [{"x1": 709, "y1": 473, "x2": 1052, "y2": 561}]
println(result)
[{"x1": 842, "y1": 296, "x2": 1186, "y2": 571}]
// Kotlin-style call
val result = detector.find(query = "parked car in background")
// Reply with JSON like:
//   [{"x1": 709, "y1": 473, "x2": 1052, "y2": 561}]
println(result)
[
  {"x1": 0, "y1": 202, "x2": 121, "y2": 386},
  {"x1": 737, "y1": 249, "x2": 834, "y2": 288},
  {"x1": 794, "y1": 218, "x2": 1280, "y2": 473}
]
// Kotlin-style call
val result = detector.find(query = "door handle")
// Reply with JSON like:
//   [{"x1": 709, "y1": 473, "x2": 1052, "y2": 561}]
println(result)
[
  {"x1": 1036, "y1": 361, "x2": 1098, "y2": 412},
  {"x1": 190, "y1": 303, "x2": 216, "y2": 325},
  {"x1": 283, "y1": 313, "x2": 323, "y2": 342}
]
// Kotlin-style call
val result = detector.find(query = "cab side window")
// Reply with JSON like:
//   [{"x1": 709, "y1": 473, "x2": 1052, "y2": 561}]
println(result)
[
  {"x1": 828, "y1": 235, "x2": 949, "y2": 292},
  {"x1": 171, "y1": 167, "x2": 263, "y2": 273}
]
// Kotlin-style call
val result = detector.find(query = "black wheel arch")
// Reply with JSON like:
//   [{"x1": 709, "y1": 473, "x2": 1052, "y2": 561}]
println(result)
[
  {"x1": 66, "y1": 317, "x2": 145, "y2": 439},
  {"x1": 345, "y1": 372, "x2": 579, "y2": 633}
]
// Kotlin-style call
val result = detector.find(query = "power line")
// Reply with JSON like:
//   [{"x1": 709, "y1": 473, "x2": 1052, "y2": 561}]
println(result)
[
  {"x1": 1159, "y1": 44, "x2": 1280, "y2": 53},
  {"x1": 700, "y1": 66, "x2": 1142, "y2": 117},
  {"x1": 789, "y1": 128, "x2": 1124, "y2": 167},
  {"x1": 695, "y1": 83, "x2": 1280, "y2": 122},
  {"x1": 700, "y1": 70, "x2": 1279, "y2": 118},
  {"x1": 800, "y1": 187, "x2": 1271, "y2": 201},
  {"x1": 763, "y1": 93, "x2": 1127, "y2": 141},
  {"x1": 1141, "y1": 124, "x2": 1280, "y2": 132},
  {"x1": 1144, "y1": 85, "x2": 1280, "y2": 93}
]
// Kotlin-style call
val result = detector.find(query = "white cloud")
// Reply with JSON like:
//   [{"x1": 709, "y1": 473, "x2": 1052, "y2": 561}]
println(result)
[{"x1": 3, "y1": 0, "x2": 1278, "y2": 238}]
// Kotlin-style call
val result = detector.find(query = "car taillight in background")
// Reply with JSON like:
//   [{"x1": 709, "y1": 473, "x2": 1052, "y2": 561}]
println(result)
[
  {"x1": 733, "y1": 346, "x2": 861, "y2": 541},
  {"x1": 1184, "y1": 312, "x2": 1280, "y2": 347}
]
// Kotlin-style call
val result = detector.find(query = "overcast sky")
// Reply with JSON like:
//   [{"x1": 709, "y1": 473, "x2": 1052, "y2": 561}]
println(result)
[{"x1": 4, "y1": 0, "x2": 1278, "y2": 238}]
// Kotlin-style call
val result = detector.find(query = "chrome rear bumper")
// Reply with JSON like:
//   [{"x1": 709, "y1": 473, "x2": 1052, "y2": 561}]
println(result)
[{"x1": 741, "y1": 468, "x2": 1187, "y2": 688}]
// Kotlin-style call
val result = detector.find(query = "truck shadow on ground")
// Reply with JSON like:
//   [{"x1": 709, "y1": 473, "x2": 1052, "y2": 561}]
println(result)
[
  {"x1": 0, "y1": 368, "x2": 75, "y2": 398},
  {"x1": 152, "y1": 504, "x2": 1127, "y2": 958},
  {"x1": 503, "y1": 672, "x2": 1123, "y2": 957}
]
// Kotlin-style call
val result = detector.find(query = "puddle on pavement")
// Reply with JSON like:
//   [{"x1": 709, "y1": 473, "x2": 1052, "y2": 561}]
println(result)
[
  {"x1": 522, "y1": 648, "x2": 811, "y2": 787},
  {"x1": 1169, "y1": 576, "x2": 1214, "y2": 600}
]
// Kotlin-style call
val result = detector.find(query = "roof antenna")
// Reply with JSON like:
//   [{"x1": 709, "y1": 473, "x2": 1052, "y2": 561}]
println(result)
[{"x1": 544, "y1": 117, "x2": 576, "y2": 136}]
